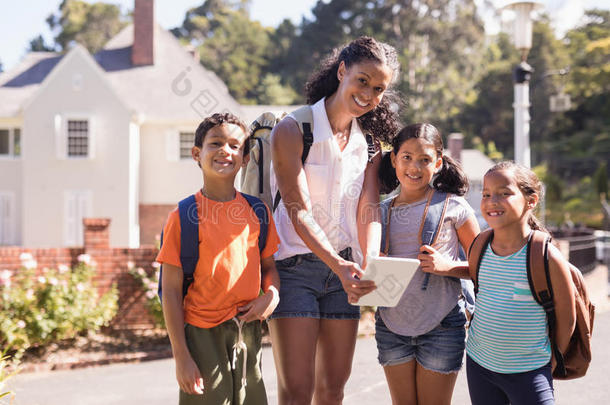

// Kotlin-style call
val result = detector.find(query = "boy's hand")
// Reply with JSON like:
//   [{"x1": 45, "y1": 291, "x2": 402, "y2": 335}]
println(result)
[
  {"x1": 418, "y1": 245, "x2": 454, "y2": 275},
  {"x1": 175, "y1": 353, "x2": 204, "y2": 395},
  {"x1": 237, "y1": 286, "x2": 279, "y2": 322}
]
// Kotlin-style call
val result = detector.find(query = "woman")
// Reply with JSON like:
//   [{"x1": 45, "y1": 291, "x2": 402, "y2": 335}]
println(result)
[{"x1": 268, "y1": 36, "x2": 401, "y2": 404}]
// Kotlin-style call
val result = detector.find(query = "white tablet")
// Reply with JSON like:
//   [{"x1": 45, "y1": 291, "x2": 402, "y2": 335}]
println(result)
[{"x1": 355, "y1": 256, "x2": 420, "y2": 307}]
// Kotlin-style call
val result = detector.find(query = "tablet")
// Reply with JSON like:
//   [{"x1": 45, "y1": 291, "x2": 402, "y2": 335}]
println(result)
[{"x1": 355, "y1": 256, "x2": 420, "y2": 307}]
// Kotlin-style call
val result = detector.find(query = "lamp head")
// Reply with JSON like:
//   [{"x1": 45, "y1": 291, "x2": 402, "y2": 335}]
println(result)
[{"x1": 501, "y1": 1, "x2": 544, "y2": 60}]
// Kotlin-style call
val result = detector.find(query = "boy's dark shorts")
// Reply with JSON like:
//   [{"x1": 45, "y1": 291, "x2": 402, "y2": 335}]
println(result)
[{"x1": 180, "y1": 320, "x2": 267, "y2": 405}]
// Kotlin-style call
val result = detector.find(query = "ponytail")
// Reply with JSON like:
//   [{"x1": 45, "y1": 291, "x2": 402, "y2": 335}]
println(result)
[
  {"x1": 433, "y1": 155, "x2": 469, "y2": 196},
  {"x1": 379, "y1": 151, "x2": 399, "y2": 194},
  {"x1": 528, "y1": 214, "x2": 549, "y2": 234}
]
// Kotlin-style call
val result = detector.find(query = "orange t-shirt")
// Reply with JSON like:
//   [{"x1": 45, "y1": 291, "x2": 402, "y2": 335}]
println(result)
[{"x1": 156, "y1": 190, "x2": 280, "y2": 328}]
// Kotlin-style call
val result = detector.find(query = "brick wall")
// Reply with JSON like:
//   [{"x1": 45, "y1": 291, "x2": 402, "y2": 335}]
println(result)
[
  {"x1": 0, "y1": 218, "x2": 160, "y2": 329},
  {"x1": 139, "y1": 204, "x2": 174, "y2": 246}
]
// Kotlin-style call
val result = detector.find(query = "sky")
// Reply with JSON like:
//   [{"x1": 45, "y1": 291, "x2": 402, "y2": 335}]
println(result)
[{"x1": 0, "y1": 0, "x2": 608, "y2": 73}]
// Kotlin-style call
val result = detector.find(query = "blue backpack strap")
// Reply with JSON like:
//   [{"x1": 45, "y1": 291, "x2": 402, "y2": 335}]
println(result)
[
  {"x1": 242, "y1": 193, "x2": 269, "y2": 253},
  {"x1": 157, "y1": 194, "x2": 199, "y2": 301},
  {"x1": 178, "y1": 194, "x2": 200, "y2": 297},
  {"x1": 379, "y1": 196, "x2": 395, "y2": 255},
  {"x1": 420, "y1": 191, "x2": 450, "y2": 290}
]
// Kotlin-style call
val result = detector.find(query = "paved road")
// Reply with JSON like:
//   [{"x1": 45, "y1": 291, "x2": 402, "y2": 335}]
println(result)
[{"x1": 7, "y1": 310, "x2": 610, "y2": 405}]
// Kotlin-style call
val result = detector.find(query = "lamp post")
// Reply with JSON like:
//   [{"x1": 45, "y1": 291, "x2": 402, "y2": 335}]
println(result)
[{"x1": 503, "y1": 1, "x2": 543, "y2": 168}]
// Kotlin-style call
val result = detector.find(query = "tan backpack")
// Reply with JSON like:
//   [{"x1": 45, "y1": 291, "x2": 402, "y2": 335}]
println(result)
[{"x1": 468, "y1": 228, "x2": 595, "y2": 379}]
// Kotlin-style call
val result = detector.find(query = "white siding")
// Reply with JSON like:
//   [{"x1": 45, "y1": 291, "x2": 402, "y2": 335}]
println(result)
[
  {"x1": 22, "y1": 47, "x2": 132, "y2": 247},
  {"x1": 0, "y1": 192, "x2": 15, "y2": 245}
]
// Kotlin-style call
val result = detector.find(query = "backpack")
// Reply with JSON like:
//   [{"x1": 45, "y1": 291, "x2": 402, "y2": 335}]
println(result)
[
  {"x1": 468, "y1": 228, "x2": 595, "y2": 380},
  {"x1": 380, "y1": 189, "x2": 475, "y2": 313},
  {"x1": 240, "y1": 106, "x2": 377, "y2": 211},
  {"x1": 157, "y1": 192, "x2": 270, "y2": 301}
]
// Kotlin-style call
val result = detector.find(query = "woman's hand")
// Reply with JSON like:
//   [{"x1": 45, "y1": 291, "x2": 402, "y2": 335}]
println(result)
[
  {"x1": 417, "y1": 245, "x2": 457, "y2": 275},
  {"x1": 335, "y1": 260, "x2": 376, "y2": 303}
]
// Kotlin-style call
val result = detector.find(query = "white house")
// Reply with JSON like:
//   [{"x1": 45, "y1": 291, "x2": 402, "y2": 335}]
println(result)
[{"x1": 0, "y1": 0, "x2": 242, "y2": 247}]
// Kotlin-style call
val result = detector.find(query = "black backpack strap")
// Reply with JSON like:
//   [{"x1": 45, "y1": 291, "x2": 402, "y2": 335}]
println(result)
[
  {"x1": 272, "y1": 108, "x2": 314, "y2": 213},
  {"x1": 467, "y1": 228, "x2": 494, "y2": 294},
  {"x1": 365, "y1": 134, "x2": 377, "y2": 162},
  {"x1": 242, "y1": 193, "x2": 270, "y2": 253}
]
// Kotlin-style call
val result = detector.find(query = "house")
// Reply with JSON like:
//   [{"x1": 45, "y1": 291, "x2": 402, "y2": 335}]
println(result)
[
  {"x1": 445, "y1": 132, "x2": 494, "y2": 228},
  {"x1": 0, "y1": 0, "x2": 242, "y2": 248}
]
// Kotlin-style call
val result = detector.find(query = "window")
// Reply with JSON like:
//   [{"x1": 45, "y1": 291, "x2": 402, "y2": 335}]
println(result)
[
  {"x1": 180, "y1": 132, "x2": 195, "y2": 159},
  {"x1": 0, "y1": 128, "x2": 21, "y2": 157},
  {"x1": 67, "y1": 120, "x2": 89, "y2": 157}
]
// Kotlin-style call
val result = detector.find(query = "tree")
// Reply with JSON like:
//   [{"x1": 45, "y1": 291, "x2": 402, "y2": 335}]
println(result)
[
  {"x1": 28, "y1": 35, "x2": 55, "y2": 52},
  {"x1": 46, "y1": 0, "x2": 128, "y2": 53},
  {"x1": 174, "y1": 0, "x2": 276, "y2": 104}
]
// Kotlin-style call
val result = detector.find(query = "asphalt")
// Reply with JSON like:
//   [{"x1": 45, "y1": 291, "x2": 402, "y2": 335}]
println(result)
[{"x1": 6, "y1": 309, "x2": 610, "y2": 405}]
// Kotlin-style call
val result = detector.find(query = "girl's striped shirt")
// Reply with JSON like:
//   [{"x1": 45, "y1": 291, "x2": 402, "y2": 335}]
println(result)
[{"x1": 466, "y1": 242, "x2": 551, "y2": 373}]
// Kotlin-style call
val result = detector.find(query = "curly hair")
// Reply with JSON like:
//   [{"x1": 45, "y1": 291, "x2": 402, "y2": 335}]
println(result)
[
  {"x1": 379, "y1": 123, "x2": 469, "y2": 195},
  {"x1": 194, "y1": 112, "x2": 249, "y2": 155},
  {"x1": 304, "y1": 36, "x2": 401, "y2": 144}
]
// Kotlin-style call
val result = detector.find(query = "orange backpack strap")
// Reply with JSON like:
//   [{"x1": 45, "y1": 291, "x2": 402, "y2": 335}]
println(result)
[
  {"x1": 526, "y1": 230, "x2": 554, "y2": 310},
  {"x1": 467, "y1": 228, "x2": 493, "y2": 294},
  {"x1": 527, "y1": 230, "x2": 568, "y2": 376}
]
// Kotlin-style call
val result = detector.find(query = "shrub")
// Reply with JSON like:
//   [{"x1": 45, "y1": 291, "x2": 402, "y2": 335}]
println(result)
[
  {"x1": 0, "y1": 254, "x2": 118, "y2": 354},
  {"x1": 129, "y1": 264, "x2": 165, "y2": 328}
]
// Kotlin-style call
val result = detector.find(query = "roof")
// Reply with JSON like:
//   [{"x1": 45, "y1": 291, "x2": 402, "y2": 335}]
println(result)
[
  {"x1": 0, "y1": 52, "x2": 62, "y2": 117},
  {"x1": 0, "y1": 25, "x2": 242, "y2": 121},
  {"x1": 444, "y1": 149, "x2": 494, "y2": 182},
  {"x1": 95, "y1": 24, "x2": 242, "y2": 122}
]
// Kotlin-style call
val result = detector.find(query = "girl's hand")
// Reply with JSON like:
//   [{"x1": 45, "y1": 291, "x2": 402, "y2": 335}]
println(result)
[
  {"x1": 418, "y1": 245, "x2": 455, "y2": 275},
  {"x1": 335, "y1": 261, "x2": 376, "y2": 303},
  {"x1": 237, "y1": 287, "x2": 279, "y2": 322},
  {"x1": 175, "y1": 353, "x2": 204, "y2": 395}
]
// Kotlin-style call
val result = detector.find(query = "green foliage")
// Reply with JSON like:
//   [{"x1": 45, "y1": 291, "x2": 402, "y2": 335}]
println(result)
[
  {"x1": 0, "y1": 256, "x2": 118, "y2": 354},
  {"x1": 129, "y1": 265, "x2": 164, "y2": 328},
  {"x1": 0, "y1": 350, "x2": 18, "y2": 401},
  {"x1": 255, "y1": 73, "x2": 298, "y2": 105},
  {"x1": 28, "y1": 35, "x2": 54, "y2": 52},
  {"x1": 46, "y1": 0, "x2": 128, "y2": 53},
  {"x1": 175, "y1": 0, "x2": 275, "y2": 104}
]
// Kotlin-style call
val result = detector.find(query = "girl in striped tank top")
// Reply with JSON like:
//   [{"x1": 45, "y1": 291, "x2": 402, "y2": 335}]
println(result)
[{"x1": 466, "y1": 162, "x2": 575, "y2": 405}]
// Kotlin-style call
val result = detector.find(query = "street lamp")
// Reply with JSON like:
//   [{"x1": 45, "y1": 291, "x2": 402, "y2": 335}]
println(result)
[{"x1": 503, "y1": 1, "x2": 543, "y2": 168}]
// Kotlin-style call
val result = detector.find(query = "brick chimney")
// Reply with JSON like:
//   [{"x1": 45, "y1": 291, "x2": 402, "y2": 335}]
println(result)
[
  {"x1": 132, "y1": 0, "x2": 154, "y2": 66},
  {"x1": 448, "y1": 132, "x2": 463, "y2": 163},
  {"x1": 83, "y1": 218, "x2": 111, "y2": 249}
]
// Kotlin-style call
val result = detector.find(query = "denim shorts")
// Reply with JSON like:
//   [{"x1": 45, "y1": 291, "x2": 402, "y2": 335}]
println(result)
[
  {"x1": 375, "y1": 304, "x2": 466, "y2": 373},
  {"x1": 269, "y1": 248, "x2": 360, "y2": 320}
]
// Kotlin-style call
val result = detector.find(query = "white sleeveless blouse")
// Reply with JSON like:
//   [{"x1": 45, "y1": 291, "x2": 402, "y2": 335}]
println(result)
[{"x1": 270, "y1": 98, "x2": 370, "y2": 263}]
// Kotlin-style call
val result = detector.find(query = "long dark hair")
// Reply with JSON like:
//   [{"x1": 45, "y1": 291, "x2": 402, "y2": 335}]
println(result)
[
  {"x1": 485, "y1": 161, "x2": 549, "y2": 234},
  {"x1": 379, "y1": 123, "x2": 469, "y2": 195},
  {"x1": 304, "y1": 36, "x2": 401, "y2": 144}
]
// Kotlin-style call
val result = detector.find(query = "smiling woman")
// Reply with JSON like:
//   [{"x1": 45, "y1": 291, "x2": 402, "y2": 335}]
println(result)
[{"x1": 267, "y1": 36, "x2": 401, "y2": 405}]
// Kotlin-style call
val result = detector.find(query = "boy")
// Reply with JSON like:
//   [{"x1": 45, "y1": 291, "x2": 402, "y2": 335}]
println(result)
[{"x1": 156, "y1": 112, "x2": 280, "y2": 405}]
